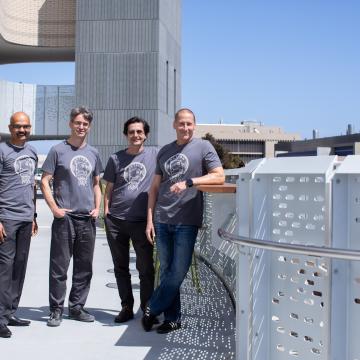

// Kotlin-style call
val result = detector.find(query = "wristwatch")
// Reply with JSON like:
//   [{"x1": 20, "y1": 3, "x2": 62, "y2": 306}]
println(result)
[
  {"x1": 33, "y1": 212, "x2": 38, "y2": 219},
  {"x1": 185, "y1": 178, "x2": 194, "y2": 188}
]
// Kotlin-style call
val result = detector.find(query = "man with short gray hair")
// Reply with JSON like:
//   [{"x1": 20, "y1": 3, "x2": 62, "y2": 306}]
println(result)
[
  {"x1": 143, "y1": 108, "x2": 225, "y2": 333},
  {"x1": 41, "y1": 106, "x2": 103, "y2": 327}
]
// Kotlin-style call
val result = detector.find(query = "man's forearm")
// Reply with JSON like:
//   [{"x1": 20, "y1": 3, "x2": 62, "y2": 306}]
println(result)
[
  {"x1": 147, "y1": 194, "x2": 156, "y2": 224},
  {"x1": 94, "y1": 185, "x2": 102, "y2": 210},
  {"x1": 41, "y1": 180, "x2": 58, "y2": 212},
  {"x1": 192, "y1": 171, "x2": 225, "y2": 186}
]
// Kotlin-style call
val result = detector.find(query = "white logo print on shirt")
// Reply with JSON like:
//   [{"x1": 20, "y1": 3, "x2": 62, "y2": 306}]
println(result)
[
  {"x1": 164, "y1": 153, "x2": 189, "y2": 183},
  {"x1": 70, "y1": 155, "x2": 92, "y2": 186},
  {"x1": 14, "y1": 155, "x2": 35, "y2": 185},
  {"x1": 123, "y1": 162, "x2": 146, "y2": 190}
]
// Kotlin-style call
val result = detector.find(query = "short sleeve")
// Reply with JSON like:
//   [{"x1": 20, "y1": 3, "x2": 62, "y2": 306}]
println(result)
[
  {"x1": 202, "y1": 140, "x2": 222, "y2": 172},
  {"x1": 32, "y1": 148, "x2": 38, "y2": 174},
  {"x1": 42, "y1": 147, "x2": 57, "y2": 175},
  {"x1": 93, "y1": 152, "x2": 103, "y2": 176},
  {"x1": 103, "y1": 156, "x2": 116, "y2": 183},
  {"x1": 155, "y1": 150, "x2": 163, "y2": 176}
]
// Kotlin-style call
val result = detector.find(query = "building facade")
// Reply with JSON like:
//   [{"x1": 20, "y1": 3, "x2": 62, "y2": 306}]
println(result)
[
  {"x1": 0, "y1": 0, "x2": 181, "y2": 162},
  {"x1": 194, "y1": 122, "x2": 301, "y2": 163}
]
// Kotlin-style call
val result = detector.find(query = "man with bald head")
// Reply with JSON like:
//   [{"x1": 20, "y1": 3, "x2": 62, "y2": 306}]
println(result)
[{"x1": 0, "y1": 112, "x2": 38, "y2": 338}]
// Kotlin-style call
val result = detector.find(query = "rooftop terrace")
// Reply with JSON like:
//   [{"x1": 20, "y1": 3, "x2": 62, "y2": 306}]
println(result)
[{"x1": 2, "y1": 198, "x2": 235, "y2": 360}]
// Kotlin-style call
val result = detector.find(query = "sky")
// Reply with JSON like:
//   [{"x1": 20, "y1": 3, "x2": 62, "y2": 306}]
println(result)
[{"x1": 0, "y1": 0, "x2": 359, "y2": 139}]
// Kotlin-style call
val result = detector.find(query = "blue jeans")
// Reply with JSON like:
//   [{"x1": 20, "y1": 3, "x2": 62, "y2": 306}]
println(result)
[{"x1": 148, "y1": 223, "x2": 198, "y2": 322}]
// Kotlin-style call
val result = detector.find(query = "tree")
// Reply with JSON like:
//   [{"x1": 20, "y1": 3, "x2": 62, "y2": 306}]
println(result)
[{"x1": 202, "y1": 133, "x2": 245, "y2": 169}]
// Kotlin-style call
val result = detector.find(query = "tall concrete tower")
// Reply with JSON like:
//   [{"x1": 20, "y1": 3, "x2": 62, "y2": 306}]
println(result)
[
  {"x1": 0, "y1": 0, "x2": 182, "y2": 162},
  {"x1": 75, "y1": 0, "x2": 181, "y2": 162}
]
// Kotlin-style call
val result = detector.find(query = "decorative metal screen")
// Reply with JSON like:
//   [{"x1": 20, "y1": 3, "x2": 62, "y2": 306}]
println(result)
[
  {"x1": 236, "y1": 156, "x2": 338, "y2": 360},
  {"x1": 332, "y1": 155, "x2": 360, "y2": 360}
]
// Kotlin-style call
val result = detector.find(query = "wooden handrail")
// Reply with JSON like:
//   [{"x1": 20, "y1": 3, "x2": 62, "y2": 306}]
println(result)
[{"x1": 196, "y1": 183, "x2": 236, "y2": 193}]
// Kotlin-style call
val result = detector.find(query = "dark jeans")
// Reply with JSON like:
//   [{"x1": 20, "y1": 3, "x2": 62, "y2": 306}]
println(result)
[
  {"x1": 105, "y1": 214, "x2": 154, "y2": 311},
  {"x1": 0, "y1": 219, "x2": 32, "y2": 325},
  {"x1": 49, "y1": 214, "x2": 96, "y2": 312},
  {"x1": 148, "y1": 222, "x2": 198, "y2": 322}
]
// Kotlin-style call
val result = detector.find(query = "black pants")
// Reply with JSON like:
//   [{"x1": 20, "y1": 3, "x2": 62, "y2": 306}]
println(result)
[
  {"x1": 49, "y1": 214, "x2": 96, "y2": 313},
  {"x1": 105, "y1": 215, "x2": 154, "y2": 311},
  {"x1": 0, "y1": 219, "x2": 32, "y2": 325}
]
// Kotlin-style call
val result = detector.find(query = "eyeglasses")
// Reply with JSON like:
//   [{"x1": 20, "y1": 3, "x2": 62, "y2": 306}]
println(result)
[
  {"x1": 128, "y1": 130, "x2": 145, "y2": 135},
  {"x1": 11, "y1": 125, "x2": 32, "y2": 130}
]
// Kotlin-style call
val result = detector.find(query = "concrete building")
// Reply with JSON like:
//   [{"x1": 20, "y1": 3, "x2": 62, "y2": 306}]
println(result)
[
  {"x1": 275, "y1": 133, "x2": 360, "y2": 158},
  {"x1": 0, "y1": 0, "x2": 181, "y2": 162},
  {"x1": 0, "y1": 80, "x2": 75, "y2": 135},
  {"x1": 194, "y1": 121, "x2": 301, "y2": 163}
]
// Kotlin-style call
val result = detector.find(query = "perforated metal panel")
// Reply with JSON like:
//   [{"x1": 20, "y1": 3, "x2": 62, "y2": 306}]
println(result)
[
  {"x1": 332, "y1": 156, "x2": 360, "y2": 360},
  {"x1": 236, "y1": 156, "x2": 337, "y2": 360}
]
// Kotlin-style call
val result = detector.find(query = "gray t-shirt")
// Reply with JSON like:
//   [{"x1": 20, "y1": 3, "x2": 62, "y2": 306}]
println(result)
[
  {"x1": 154, "y1": 138, "x2": 222, "y2": 227},
  {"x1": 103, "y1": 147, "x2": 158, "y2": 222},
  {"x1": 0, "y1": 141, "x2": 38, "y2": 222},
  {"x1": 42, "y1": 141, "x2": 103, "y2": 216}
]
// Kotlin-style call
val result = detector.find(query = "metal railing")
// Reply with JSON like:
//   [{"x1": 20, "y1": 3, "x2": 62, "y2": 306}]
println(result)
[{"x1": 218, "y1": 228, "x2": 360, "y2": 261}]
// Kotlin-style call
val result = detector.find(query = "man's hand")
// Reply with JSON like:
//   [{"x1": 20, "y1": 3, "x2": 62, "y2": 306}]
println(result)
[
  {"x1": 32, "y1": 220, "x2": 38, "y2": 236},
  {"x1": 0, "y1": 222, "x2": 7, "y2": 244},
  {"x1": 145, "y1": 221, "x2": 156, "y2": 245},
  {"x1": 90, "y1": 208, "x2": 100, "y2": 219},
  {"x1": 170, "y1": 181, "x2": 187, "y2": 194},
  {"x1": 52, "y1": 207, "x2": 72, "y2": 218}
]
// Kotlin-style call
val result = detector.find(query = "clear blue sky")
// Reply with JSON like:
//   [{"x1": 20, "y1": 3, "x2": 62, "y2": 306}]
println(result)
[{"x1": 0, "y1": 0, "x2": 359, "y2": 139}]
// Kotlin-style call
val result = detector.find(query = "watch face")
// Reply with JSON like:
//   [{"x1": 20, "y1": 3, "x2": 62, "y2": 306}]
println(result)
[{"x1": 186, "y1": 179, "x2": 193, "y2": 188}]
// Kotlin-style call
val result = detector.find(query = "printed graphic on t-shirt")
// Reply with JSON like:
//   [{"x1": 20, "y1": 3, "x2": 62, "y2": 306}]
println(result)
[
  {"x1": 123, "y1": 162, "x2": 146, "y2": 190},
  {"x1": 164, "y1": 153, "x2": 189, "y2": 183},
  {"x1": 14, "y1": 155, "x2": 35, "y2": 184},
  {"x1": 70, "y1": 155, "x2": 92, "y2": 186}
]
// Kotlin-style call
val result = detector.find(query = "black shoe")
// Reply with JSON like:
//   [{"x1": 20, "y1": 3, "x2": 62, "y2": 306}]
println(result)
[
  {"x1": 47, "y1": 309, "x2": 62, "y2": 327},
  {"x1": 114, "y1": 307, "x2": 134, "y2": 323},
  {"x1": 156, "y1": 321, "x2": 181, "y2": 334},
  {"x1": 0, "y1": 324, "x2": 12, "y2": 338},
  {"x1": 141, "y1": 307, "x2": 156, "y2": 332},
  {"x1": 8, "y1": 315, "x2": 31, "y2": 327},
  {"x1": 69, "y1": 307, "x2": 95, "y2": 322},
  {"x1": 141, "y1": 311, "x2": 159, "y2": 325}
]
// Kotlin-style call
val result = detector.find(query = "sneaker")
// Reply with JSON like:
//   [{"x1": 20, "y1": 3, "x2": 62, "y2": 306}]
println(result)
[
  {"x1": 156, "y1": 321, "x2": 181, "y2": 334},
  {"x1": 47, "y1": 309, "x2": 62, "y2": 327},
  {"x1": 68, "y1": 307, "x2": 95, "y2": 322},
  {"x1": 114, "y1": 307, "x2": 134, "y2": 323},
  {"x1": 141, "y1": 307, "x2": 156, "y2": 332}
]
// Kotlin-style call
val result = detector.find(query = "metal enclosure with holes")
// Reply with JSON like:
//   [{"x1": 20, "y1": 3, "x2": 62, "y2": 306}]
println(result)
[
  {"x1": 332, "y1": 155, "x2": 360, "y2": 360},
  {"x1": 236, "y1": 156, "x2": 339, "y2": 360}
]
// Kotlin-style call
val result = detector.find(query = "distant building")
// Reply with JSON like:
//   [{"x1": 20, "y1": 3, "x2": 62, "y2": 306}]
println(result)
[
  {"x1": 194, "y1": 121, "x2": 301, "y2": 163},
  {"x1": 0, "y1": 80, "x2": 75, "y2": 135},
  {"x1": 275, "y1": 133, "x2": 360, "y2": 158}
]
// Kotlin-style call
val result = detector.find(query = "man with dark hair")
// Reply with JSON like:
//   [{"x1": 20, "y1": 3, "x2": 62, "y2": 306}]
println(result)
[
  {"x1": 41, "y1": 106, "x2": 103, "y2": 327},
  {"x1": 143, "y1": 108, "x2": 225, "y2": 333},
  {"x1": 103, "y1": 117, "x2": 157, "y2": 323},
  {"x1": 0, "y1": 112, "x2": 38, "y2": 338}
]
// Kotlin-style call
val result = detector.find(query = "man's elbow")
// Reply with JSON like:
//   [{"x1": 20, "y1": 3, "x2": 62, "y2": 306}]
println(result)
[
  {"x1": 40, "y1": 178, "x2": 47, "y2": 192},
  {"x1": 216, "y1": 173, "x2": 225, "y2": 185}
]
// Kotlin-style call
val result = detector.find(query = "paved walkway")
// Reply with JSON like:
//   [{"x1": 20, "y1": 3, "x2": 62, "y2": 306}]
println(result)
[{"x1": 1, "y1": 199, "x2": 235, "y2": 360}]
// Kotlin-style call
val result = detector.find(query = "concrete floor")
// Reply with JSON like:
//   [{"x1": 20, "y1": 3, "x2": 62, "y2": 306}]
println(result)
[{"x1": 1, "y1": 199, "x2": 235, "y2": 360}]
